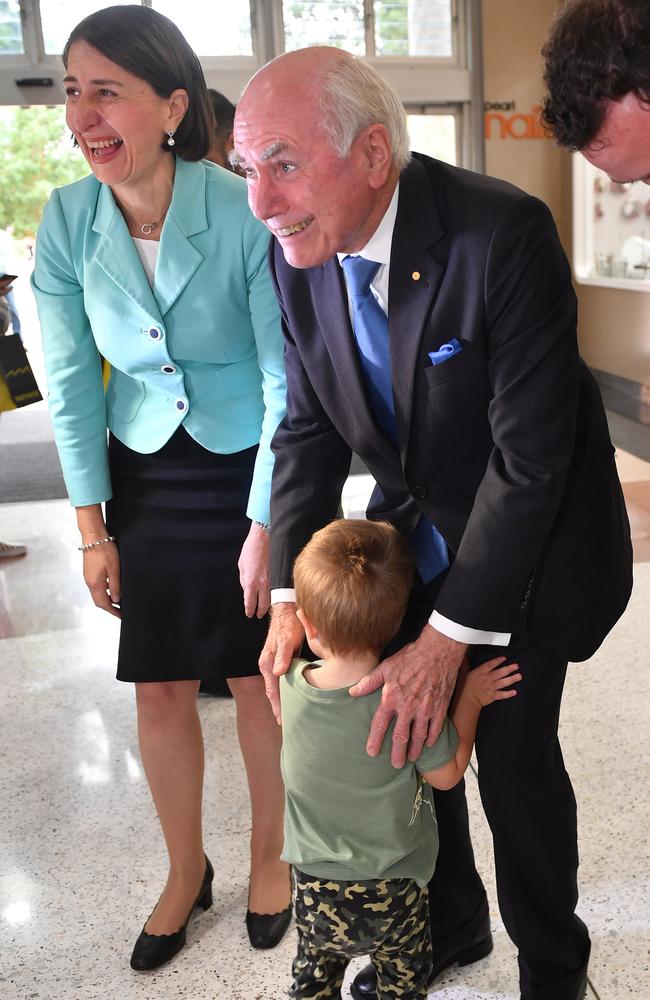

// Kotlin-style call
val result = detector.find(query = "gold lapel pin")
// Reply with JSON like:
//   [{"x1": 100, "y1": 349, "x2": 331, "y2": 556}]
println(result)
[{"x1": 412, "y1": 271, "x2": 421, "y2": 281}]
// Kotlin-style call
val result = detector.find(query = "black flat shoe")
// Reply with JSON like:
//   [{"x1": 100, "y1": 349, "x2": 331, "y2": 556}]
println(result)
[
  {"x1": 130, "y1": 856, "x2": 214, "y2": 972},
  {"x1": 245, "y1": 903, "x2": 292, "y2": 949},
  {"x1": 349, "y1": 909, "x2": 493, "y2": 1000}
]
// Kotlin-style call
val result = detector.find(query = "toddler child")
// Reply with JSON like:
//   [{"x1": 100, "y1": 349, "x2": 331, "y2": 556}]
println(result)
[{"x1": 280, "y1": 518, "x2": 520, "y2": 999}]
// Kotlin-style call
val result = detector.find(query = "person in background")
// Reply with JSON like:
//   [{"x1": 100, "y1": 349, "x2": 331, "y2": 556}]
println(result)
[
  {"x1": 542, "y1": 0, "x2": 650, "y2": 183},
  {"x1": 206, "y1": 88, "x2": 237, "y2": 169},
  {"x1": 0, "y1": 279, "x2": 27, "y2": 558},
  {"x1": 282, "y1": 518, "x2": 520, "y2": 1000},
  {"x1": 32, "y1": 5, "x2": 290, "y2": 973},
  {"x1": 0, "y1": 229, "x2": 23, "y2": 342},
  {"x1": 232, "y1": 45, "x2": 632, "y2": 1000}
]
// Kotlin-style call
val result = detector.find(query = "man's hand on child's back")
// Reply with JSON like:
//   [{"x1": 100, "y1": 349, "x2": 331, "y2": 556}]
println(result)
[
  {"x1": 463, "y1": 656, "x2": 522, "y2": 709},
  {"x1": 351, "y1": 626, "x2": 467, "y2": 768}
]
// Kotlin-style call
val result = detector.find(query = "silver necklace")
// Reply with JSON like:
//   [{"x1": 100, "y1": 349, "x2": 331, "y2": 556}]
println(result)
[{"x1": 140, "y1": 220, "x2": 159, "y2": 236}]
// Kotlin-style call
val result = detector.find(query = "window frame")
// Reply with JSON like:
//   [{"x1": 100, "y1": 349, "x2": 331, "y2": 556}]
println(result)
[{"x1": 405, "y1": 103, "x2": 463, "y2": 167}]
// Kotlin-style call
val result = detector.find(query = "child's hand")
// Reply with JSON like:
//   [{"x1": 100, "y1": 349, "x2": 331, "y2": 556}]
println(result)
[{"x1": 465, "y1": 656, "x2": 521, "y2": 707}]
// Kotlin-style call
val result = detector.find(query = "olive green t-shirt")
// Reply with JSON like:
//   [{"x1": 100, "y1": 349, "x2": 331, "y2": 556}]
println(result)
[{"x1": 279, "y1": 658, "x2": 459, "y2": 887}]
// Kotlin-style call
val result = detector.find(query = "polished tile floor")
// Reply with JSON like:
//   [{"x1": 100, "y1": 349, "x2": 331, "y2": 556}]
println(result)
[{"x1": 0, "y1": 452, "x2": 649, "y2": 1000}]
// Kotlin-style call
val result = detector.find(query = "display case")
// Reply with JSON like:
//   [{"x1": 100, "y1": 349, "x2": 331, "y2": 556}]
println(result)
[{"x1": 573, "y1": 154, "x2": 650, "y2": 292}]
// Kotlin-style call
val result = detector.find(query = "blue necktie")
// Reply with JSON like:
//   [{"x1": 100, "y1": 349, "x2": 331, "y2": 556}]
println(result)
[
  {"x1": 341, "y1": 256, "x2": 397, "y2": 440},
  {"x1": 341, "y1": 254, "x2": 448, "y2": 583}
]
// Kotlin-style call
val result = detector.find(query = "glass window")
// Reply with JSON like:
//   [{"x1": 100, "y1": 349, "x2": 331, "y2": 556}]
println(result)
[
  {"x1": 152, "y1": 0, "x2": 253, "y2": 56},
  {"x1": 573, "y1": 155, "x2": 650, "y2": 292},
  {"x1": 283, "y1": 0, "x2": 365, "y2": 54},
  {"x1": 375, "y1": 0, "x2": 452, "y2": 58},
  {"x1": 40, "y1": 0, "x2": 136, "y2": 56},
  {"x1": 0, "y1": 0, "x2": 23, "y2": 54},
  {"x1": 407, "y1": 112, "x2": 457, "y2": 165},
  {"x1": 39, "y1": 0, "x2": 253, "y2": 58}
]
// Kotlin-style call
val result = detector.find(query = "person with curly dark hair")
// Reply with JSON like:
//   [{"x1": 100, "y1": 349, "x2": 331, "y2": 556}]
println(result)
[{"x1": 542, "y1": 0, "x2": 650, "y2": 182}]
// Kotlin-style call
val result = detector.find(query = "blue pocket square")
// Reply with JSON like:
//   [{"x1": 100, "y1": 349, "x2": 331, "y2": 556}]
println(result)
[{"x1": 428, "y1": 338, "x2": 463, "y2": 366}]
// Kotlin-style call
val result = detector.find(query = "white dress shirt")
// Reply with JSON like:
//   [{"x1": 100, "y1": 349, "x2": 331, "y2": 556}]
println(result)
[{"x1": 272, "y1": 183, "x2": 510, "y2": 647}]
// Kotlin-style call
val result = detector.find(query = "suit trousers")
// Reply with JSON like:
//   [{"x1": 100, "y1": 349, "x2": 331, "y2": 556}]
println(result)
[{"x1": 382, "y1": 574, "x2": 590, "y2": 1000}]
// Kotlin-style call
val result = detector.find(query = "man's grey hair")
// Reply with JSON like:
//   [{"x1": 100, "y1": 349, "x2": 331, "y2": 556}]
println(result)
[{"x1": 318, "y1": 56, "x2": 411, "y2": 170}]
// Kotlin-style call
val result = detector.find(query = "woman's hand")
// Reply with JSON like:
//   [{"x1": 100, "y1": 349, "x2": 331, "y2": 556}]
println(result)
[
  {"x1": 82, "y1": 541, "x2": 121, "y2": 618},
  {"x1": 75, "y1": 505, "x2": 120, "y2": 618},
  {"x1": 238, "y1": 521, "x2": 271, "y2": 619}
]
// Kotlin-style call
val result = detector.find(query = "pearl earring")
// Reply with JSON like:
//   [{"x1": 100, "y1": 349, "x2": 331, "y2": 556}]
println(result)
[{"x1": 166, "y1": 130, "x2": 176, "y2": 147}]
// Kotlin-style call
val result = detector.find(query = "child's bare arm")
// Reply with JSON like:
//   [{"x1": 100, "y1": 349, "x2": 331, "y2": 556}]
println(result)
[{"x1": 421, "y1": 657, "x2": 521, "y2": 791}]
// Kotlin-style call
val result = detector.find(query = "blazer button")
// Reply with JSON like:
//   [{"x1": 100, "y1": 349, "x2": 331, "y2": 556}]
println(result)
[
  {"x1": 161, "y1": 364, "x2": 177, "y2": 375},
  {"x1": 148, "y1": 326, "x2": 163, "y2": 340},
  {"x1": 412, "y1": 485, "x2": 428, "y2": 499},
  {"x1": 176, "y1": 399, "x2": 187, "y2": 412}
]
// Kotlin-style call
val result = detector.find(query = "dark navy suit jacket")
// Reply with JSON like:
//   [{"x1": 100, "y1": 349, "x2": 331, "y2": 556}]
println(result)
[{"x1": 268, "y1": 153, "x2": 632, "y2": 661}]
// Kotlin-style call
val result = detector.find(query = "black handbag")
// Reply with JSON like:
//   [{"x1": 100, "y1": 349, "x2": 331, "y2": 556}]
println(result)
[{"x1": 0, "y1": 333, "x2": 42, "y2": 409}]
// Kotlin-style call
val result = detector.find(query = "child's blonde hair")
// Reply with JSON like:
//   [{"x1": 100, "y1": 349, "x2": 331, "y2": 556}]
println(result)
[{"x1": 293, "y1": 519, "x2": 413, "y2": 656}]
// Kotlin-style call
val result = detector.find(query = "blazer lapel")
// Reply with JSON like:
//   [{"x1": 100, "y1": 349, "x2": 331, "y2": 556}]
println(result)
[
  {"x1": 91, "y1": 159, "x2": 206, "y2": 321},
  {"x1": 154, "y1": 158, "x2": 206, "y2": 317},
  {"x1": 92, "y1": 184, "x2": 161, "y2": 319},
  {"x1": 388, "y1": 159, "x2": 446, "y2": 461}
]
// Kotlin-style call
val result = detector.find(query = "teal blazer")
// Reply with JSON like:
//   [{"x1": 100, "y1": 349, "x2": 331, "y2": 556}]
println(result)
[{"x1": 32, "y1": 158, "x2": 286, "y2": 522}]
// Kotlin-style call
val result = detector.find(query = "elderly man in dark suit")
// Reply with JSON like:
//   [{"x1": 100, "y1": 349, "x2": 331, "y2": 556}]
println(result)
[{"x1": 232, "y1": 46, "x2": 632, "y2": 1000}]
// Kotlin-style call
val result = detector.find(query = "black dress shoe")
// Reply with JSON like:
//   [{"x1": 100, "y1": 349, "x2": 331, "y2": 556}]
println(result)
[
  {"x1": 521, "y1": 964, "x2": 588, "y2": 1000},
  {"x1": 130, "y1": 856, "x2": 214, "y2": 971},
  {"x1": 245, "y1": 903, "x2": 292, "y2": 949},
  {"x1": 577, "y1": 969, "x2": 588, "y2": 999},
  {"x1": 349, "y1": 912, "x2": 493, "y2": 1000}
]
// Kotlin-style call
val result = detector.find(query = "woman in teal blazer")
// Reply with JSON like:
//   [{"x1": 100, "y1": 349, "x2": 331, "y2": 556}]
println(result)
[{"x1": 32, "y1": 6, "x2": 290, "y2": 970}]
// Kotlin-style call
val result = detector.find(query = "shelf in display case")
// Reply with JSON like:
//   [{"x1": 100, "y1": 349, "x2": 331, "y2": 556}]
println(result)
[{"x1": 573, "y1": 154, "x2": 650, "y2": 292}]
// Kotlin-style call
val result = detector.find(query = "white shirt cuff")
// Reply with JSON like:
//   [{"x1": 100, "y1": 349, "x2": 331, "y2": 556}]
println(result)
[
  {"x1": 271, "y1": 593, "x2": 510, "y2": 645},
  {"x1": 430, "y1": 610, "x2": 511, "y2": 647},
  {"x1": 271, "y1": 588, "x2": 297, "y2": 604}
]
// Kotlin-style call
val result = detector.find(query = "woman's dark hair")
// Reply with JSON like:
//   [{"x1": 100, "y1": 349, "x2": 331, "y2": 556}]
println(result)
[
  {"x1": 541, "y1": 0, "x2": 650, "y2": 151},
  {"x1": 63, "y1": 5, "x2": 213, "y2": 161}
]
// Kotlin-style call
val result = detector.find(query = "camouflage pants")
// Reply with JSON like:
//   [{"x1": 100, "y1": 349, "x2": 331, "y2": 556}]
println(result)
[{"x1": 289, "y1": 870, "x2": 432, "y2": 1000}]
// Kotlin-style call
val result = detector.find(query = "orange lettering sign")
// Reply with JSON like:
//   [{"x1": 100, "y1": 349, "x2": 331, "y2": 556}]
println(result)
[{"x1": 485, "y1": 106, "x2": 550, "y2": 140}]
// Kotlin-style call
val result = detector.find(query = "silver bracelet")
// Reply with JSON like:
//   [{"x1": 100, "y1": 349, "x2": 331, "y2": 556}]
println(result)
[
  {"x1": 78, "y1": 535, "x2": 115, "y2": 552},
  {"x1": 254, "y1": 521, "x2": 271, "y2": 535}
]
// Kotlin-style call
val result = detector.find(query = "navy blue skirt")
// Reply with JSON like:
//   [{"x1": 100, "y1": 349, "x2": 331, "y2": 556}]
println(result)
[{"x1": 106, "y1": 428, "x2": 268, "y2": 683}]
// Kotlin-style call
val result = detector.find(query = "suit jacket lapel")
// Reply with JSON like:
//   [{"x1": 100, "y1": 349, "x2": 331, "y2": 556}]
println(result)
[
  {"x1": 92, "y1": 183, "x2": 161, "y2": 319},
  {"x1": 314, "y1": 159, "x2": 448, "y2": 466},
  {"x1": 154, "y1": 158, "x2": 206, "y2": 317},
  {"x1": 91, "y1": 159, "x2": 206, "y2": 321},
  {"x1": 388, "y1": 158, "x2": 446, "y2": 461}
]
